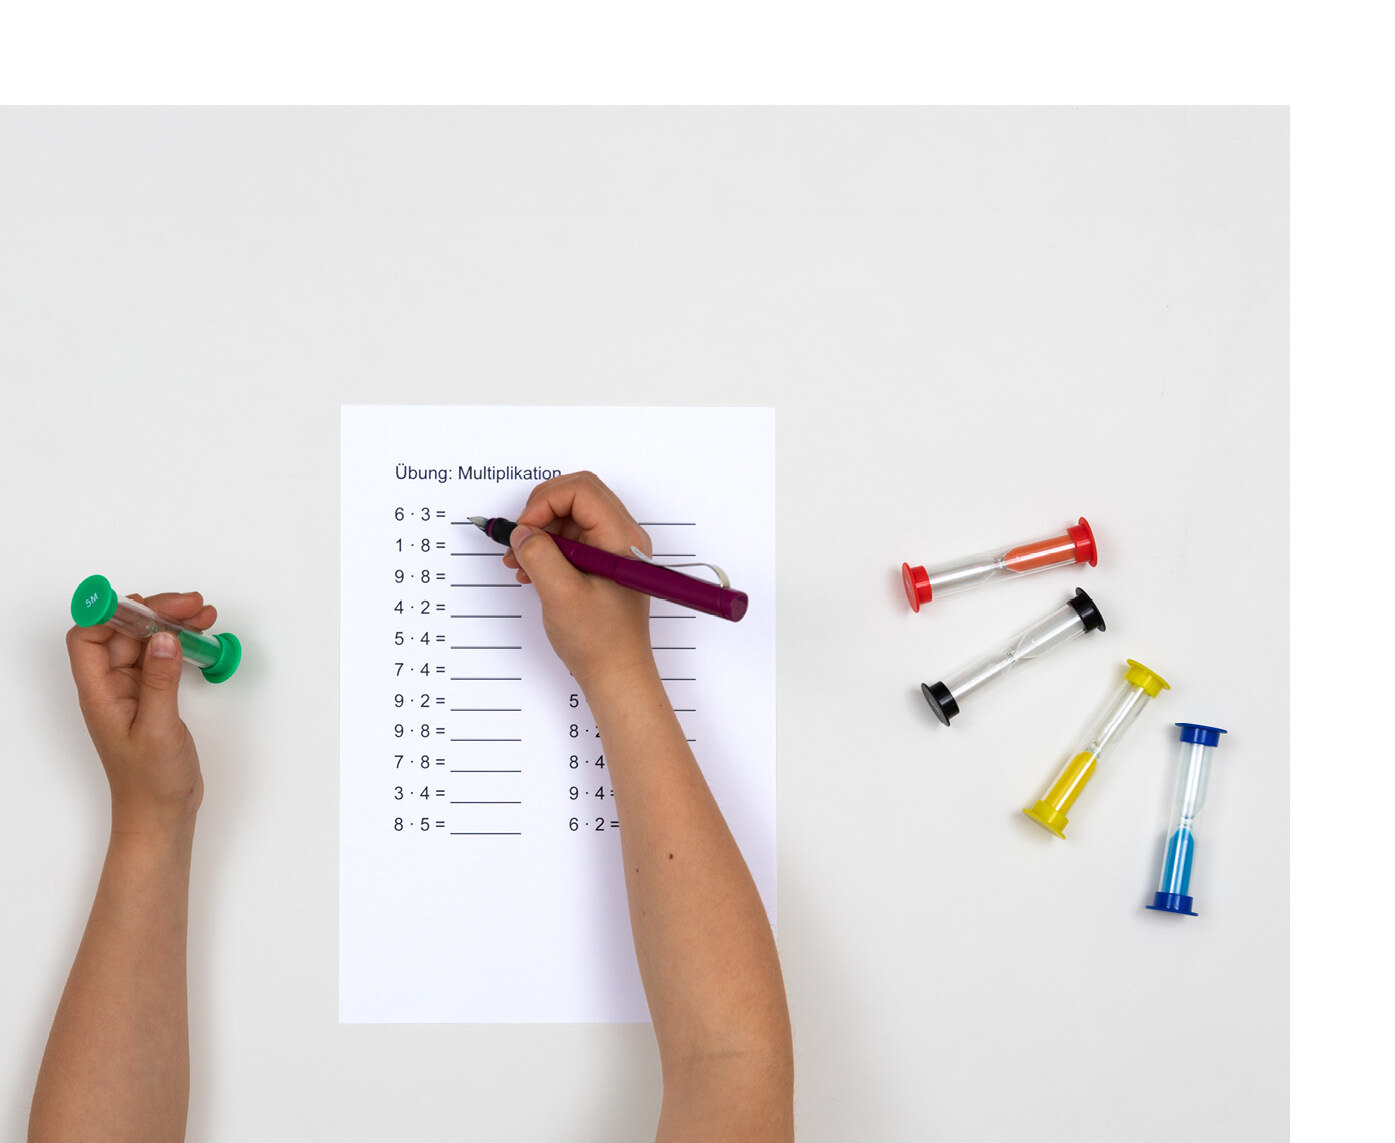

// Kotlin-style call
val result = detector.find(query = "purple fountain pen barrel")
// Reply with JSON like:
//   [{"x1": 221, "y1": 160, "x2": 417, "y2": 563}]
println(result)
[
  {"x1": 552, "y1": 534, "x2": 748, "y2": 620},
  {"x1": 480, "y1": 517, "x2": 747, "y2": 621}
]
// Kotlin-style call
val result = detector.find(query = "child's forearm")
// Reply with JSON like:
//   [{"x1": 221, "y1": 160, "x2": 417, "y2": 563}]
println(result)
[
  {"x1": 30, "y1": 823, "x2": 194, "y2": 1143},
  {"x1": 501, "y1": 473, "x2": 793, "y2": 1138},
  {"x1": 583, "y1": 663, "x2": 793, "y2": 1100}
]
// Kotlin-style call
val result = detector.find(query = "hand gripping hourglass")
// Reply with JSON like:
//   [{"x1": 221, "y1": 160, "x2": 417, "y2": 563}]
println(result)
[
  {"x1": 920, "y1": 588, "x2": 1106, "y2": 726},
  {"x1": 70, "y1": 574, "x2": 242, "y2": 683},
  {"x1": 1146, "y1": 723, "x2": 1228, "y2": 916}
]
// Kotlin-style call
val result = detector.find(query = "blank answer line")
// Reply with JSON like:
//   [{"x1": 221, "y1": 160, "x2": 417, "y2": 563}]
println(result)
[
  {"x1": 451, "y1": 614, "x2": 523, "y2": 619},
  {"x1": 450, "y1": 707, "x2": 522, "y2": 712}
]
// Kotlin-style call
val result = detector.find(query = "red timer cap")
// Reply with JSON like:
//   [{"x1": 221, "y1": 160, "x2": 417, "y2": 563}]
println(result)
[
  {"x1": 1067, "y1": 517, "x2": 1098, "y2": 567},
  {"x1": 902, "y1": 562, "x2": 932, "y2": 611}
]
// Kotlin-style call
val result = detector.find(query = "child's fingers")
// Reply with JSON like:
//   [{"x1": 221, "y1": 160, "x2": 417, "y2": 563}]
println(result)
[
  {"x1": 134, "y1": 592, "x2": 217, "y2": 631},
  {"x1": 516, "y1": 472, "x2": 631, "y2": 533},
  {"x1": 66, "y1": 624, "x2": 143, "y2": 728},
  {"x1": 68, "y1": 617, "x2": 139, "y2": 665},
  {"x1": 135, "y1": 590, "x2": 202, "y2": 614},
  {"x1": 501, "y1": 549, "x2": 532, "y2": 584},
  {"x1": 515, "y1": 472, "x2": 650, "y2": 556},
  {"x1": 67, "y1": 623, "x2": 116, "y2": 696},
  {"x1": 174, "y1": 603, "x2": 217, "y2": 631},
  {"x1": 508, "y1": 524, "x2": 587, "y2": 609}
]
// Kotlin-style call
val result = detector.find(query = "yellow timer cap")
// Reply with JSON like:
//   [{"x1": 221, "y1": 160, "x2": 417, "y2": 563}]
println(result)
[
  {"x1": 1124, "y1": 659, "x2": 1171, "y2": 698},
  {"x1": 1022, "y1": 801, "x2": 1071, "y2": 838}
]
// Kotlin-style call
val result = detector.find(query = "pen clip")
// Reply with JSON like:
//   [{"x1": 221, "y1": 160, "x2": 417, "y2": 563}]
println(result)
[{"x1": 628, "y1": 547, "x2": 732, "y2": 589}]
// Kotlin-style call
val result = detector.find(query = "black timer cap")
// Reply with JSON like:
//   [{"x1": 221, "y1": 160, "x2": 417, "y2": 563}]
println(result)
[
  {"x1": 1067, "y1": 587, "x2": 1106, "y2": 633},
  {"x1": 921, "y1": 681, "x2": 959, "y2": 726}
]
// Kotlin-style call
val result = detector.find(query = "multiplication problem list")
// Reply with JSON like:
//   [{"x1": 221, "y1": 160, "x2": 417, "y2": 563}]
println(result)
[{"x1": 340, "y1": 406, "x2": 775, "y2": 1023}]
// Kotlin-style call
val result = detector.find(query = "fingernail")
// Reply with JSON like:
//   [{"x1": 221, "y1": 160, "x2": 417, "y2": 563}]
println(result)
[{"x1": 149, "y1": 632, "x2": 179, "y2": 658}]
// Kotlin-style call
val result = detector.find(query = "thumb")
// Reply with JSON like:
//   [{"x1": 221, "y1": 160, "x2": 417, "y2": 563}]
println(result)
[{"x1": 135, "y1": 631, "x2": 184, "y2": 729}]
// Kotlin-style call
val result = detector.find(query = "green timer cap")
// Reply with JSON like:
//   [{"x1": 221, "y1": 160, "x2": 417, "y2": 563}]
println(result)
[
  {"x1": 71, "y1": 574, "x2": 119, "y2": 627},
  {"x1": 203, "y1": 632, "x2": 242, "y2": 683}
]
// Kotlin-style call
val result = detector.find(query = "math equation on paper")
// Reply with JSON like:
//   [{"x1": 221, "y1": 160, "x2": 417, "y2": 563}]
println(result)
[{"x1": 339, "y1": 406, "x2": 776, "y2": 1023}]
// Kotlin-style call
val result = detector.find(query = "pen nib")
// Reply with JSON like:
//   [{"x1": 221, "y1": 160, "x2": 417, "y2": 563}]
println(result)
[{"x1": 467, "y1": 516, "x2": 487, "y2": 530}]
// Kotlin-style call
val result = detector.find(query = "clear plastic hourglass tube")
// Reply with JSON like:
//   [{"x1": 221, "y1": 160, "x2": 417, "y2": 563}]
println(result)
[
  {"x1": 920, "y1": 588, "x2": 1105, "y2": 725},
  {"x1": 1021, "y1": 659, "x2": 1170, "y2": 838},
  {"x1": 902, "y1": 517, "x2": 1096, "y2": 612},
  {"x1": 1147, "y1": 723, "x2": 1227, "y2": 916},
  {"x1": 70, "y1": 574, "x2": 242, "y2": 683}
]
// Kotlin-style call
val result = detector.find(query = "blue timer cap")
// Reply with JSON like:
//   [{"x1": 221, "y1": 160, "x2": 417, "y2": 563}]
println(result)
[
  {"x1": 1147, "y1": 891, "x2": 1198, "y2": 916},
  {"x1": 1176, "y1": 723, "x2": 1227, "y2": 748}
]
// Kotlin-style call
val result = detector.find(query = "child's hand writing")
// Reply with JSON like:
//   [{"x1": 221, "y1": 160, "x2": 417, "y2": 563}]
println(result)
[
  {"x1": 502, "y1": 471, "x2": 656, "y2": 693},
  {"x1": 66, "y1": 591, "x2": 213, "y2": 834},
  {"x1": 505, "y1": 472, "x2": 794, "y2": 1140}
]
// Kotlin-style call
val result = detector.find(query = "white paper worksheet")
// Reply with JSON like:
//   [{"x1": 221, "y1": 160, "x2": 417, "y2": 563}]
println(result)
[{"x1": 339, "y1": 406, "x2": 776, "y2": 1023}]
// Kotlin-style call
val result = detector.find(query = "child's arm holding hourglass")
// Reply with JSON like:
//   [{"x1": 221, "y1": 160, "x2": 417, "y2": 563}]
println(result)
[{"x1": 29, "y1": 589, "x2": 221, "y2": 1143}]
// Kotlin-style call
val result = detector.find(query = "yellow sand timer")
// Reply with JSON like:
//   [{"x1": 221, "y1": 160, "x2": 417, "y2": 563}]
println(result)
[{"x1": 1022, "y1": 659, "x2": 1169, "y2": 838}]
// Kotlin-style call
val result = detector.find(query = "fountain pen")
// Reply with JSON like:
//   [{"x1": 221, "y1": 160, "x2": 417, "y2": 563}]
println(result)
[{"x1": 468, "y1": 516, "x2": 748, "y2": 622}]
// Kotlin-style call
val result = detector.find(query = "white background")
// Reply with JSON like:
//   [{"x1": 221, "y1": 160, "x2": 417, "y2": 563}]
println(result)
[{"x1": 0, "y1": 108, "x2": 1286, "y2": 1142}]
